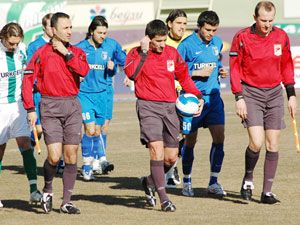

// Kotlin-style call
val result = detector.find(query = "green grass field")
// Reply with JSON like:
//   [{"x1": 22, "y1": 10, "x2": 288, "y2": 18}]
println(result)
[{"x1": 0, "y1": 92, "x2": 300, "y2": 225}]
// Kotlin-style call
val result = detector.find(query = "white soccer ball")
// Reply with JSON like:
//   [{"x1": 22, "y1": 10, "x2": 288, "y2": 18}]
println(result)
[{"x1": 176, "y1": 93, "x2": 199, "y2": 117}]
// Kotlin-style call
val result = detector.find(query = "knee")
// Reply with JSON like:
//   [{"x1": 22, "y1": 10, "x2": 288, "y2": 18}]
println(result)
[
  {"x1": 212, "y1": 134, "x2": 225, "y2": 144},
  {"x1": 249, "y1": 142, "x2": 263, "y2": 152},
  {"x1": 18, "y1": 140, "x2": 32, "y2": 151},
  {"x1": 185, "y1": 136, "x2": 197, "y2": 148},
  {"x1": 266, "y1": 142, "x2": 279, "y2": 152},
  {"x1": 164, "y1": 152, "x2": 178, "y2": 165},
  {"x1": 64, "y1": 154, "x2": 77, "y2": 164},
  {"x1": 85, "y1": 128, "x2": 96, "y2": 136},
  {"x1": 47, "y1": 156, "x2": 60, "y2": 165},
  {"x1": 148, "y1": 143, "x2": 164, "y2": 160},
  {"x1": 101, "y1": 124, "x2": 109, "y2": 135}
]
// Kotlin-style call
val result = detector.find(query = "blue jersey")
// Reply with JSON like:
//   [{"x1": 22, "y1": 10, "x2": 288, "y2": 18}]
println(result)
[
  {"x1": 76, "y1": 38, "x2": 126, "y2": 92},
  {"x1": 26, "y1": 36, "x2": 48, "y2": 63},
  {"x1": 177, "y1": 32, "x2": 223, "y2": 95},
  {"x1": 105, "y1": 39, "x2": 126, "y2": 85}
]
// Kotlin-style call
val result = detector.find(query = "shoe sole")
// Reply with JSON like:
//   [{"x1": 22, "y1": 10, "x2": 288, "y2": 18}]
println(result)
[
  {"x1": 182, "y1": 191, "x2": 194, "y2": 197},
  {"x1": 60, "y1": 209, "x2": 81, "y2": 214},
  {"x1": 41, "y1": 203, "x2": 52, "y2": 213},
  {"x1": 165, "y1": 184, "x2": 177, "y2": 189}
]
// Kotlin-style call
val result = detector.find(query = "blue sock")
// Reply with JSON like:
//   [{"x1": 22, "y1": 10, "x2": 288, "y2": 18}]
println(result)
[
  {"x1": 81, "y1": 134, "x2": 93, "y2": 172},
  {"x1": 181, "y1": 145, "x2": 194, "y2": 182},
  {"x1": 101, "y1": 132, "x2": 107, "y2": 150},
  {"x1": 99, "y1": 134, "x2": 106, "y2": 158},
  {"x1": 209, "y1": 143, "x2": 224, "y2": 185},
  {"x1": 92, "y1": 135, "x2": 101, "y2": 159},
  {"x1": 57, "y1": 158, "x2": 65, "y2": 169}
]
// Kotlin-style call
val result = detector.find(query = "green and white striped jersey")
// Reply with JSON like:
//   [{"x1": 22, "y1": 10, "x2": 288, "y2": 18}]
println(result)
[{"x1": 0, "y1": 41, "x2": 27, "y2": 103}]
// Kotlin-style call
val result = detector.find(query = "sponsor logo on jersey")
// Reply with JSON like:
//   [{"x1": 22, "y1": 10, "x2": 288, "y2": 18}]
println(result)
[
  {"x1": 0, "y1": 69, "x2": 23, "y2": 79},
  {"x1": 274, "y1": 44, "x2": 282, "y2": 56},
  {"x1": 167, "y1": 60, "x2": 175, "y2": 72},
  {"x1": 102, "y1": 51, "x2": 108, "y2": 60},
  {"x1": 193, "y1": 62, "x2": 217, "y2": 70},
  {"x1": 89, "y1": 64, "x2": 105, "y2": 70}
]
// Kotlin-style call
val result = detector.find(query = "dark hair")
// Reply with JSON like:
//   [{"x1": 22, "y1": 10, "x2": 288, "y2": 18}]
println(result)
[
  {"x1": 42, "y1": 13, "x2": 53, "y2": 28},
  {"x1": 51, "y1": 12, "x2": 70, "y2": 28},
  {"x1": 145, "y1": 19, "x2": 168, "y2": 39},
  {"x1": 197, "y1": 10, "x2": 219, "y2": 27},
  {"x1": 0, "y1": 22, "x2": 23, "y2": 40},
  {"x1": 254, "y1": 1, "x2": 276, "y2": 17},
  {"x1": 86, "y1": 16, "x2": 108, "y2": 39},
  {"x1": 166, "y1": 9, "x2": 187, "y2": 29}
]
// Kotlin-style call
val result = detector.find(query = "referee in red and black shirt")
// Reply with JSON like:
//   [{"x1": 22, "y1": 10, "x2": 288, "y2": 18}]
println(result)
[
  {"x1": 229, "y1": 1, "x2": 297, "y2": 204},
  {"x1": 125, "y1": 19, "x2": 203, "y2": 212},
  {"x1": 22, "y1": 12, "x2": 89, "y2": 214}
]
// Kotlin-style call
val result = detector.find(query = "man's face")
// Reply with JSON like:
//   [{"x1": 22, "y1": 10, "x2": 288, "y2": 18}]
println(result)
[
  {"x1": 2, "y1": 36, "x2": 22, "y2": 52},
  {"x1": 149, "y1": 35, "x2": 167, "y2": 53},
  {"x1": 198, "y1": 22, "x2": 218, "y2": 44},
  {"x1": 168, "y1": 16, "x2": 187, "y2": 40},
  {"x1": 52, "y1": 17, "x2": 72, "y2": 42},
  {"x1": 254, "y1": 7, "x2": 275, "y2": 37},
  {"x1": 44, "y1": 19, "x2": 53, "y2": 39},
  {"x1": 91, "y1": 26, "x2": 108, "y2": 45}
]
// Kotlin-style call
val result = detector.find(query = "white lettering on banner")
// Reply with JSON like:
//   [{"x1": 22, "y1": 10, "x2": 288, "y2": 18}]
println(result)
[
  {"x1": 18, "y1": 2, "x2": 66, "y2": 30},
  {"x1": 110, "y1": 7, "x2": 143, "y2": 25},
  {"x1": 66, "y1": 2, "x2": 154, "y2": 27}
]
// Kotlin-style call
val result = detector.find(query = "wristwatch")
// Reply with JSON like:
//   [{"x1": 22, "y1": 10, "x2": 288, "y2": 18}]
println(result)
[{"x1": 65, "y1": 51, "x2": 74, "y2": 61}]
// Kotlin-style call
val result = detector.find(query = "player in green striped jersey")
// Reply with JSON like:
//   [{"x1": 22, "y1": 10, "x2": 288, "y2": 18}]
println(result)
[{"x1": 0, "y1": 22, "x2": 42, "y2": 208}]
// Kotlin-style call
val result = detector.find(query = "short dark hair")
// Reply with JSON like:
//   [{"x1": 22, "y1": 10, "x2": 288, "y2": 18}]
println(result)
[
  {"x1": 86, "y1": 16, "x2": 108, "y2": 39},
  {"x1": 145, "y1": 19, "x2": 168, "y2": 39},
  {"x1": 197, "y1": 10, "x2": 219, "y2": 27},
  {"x1": 42, "y1": 13, "x2": 53, "y2": 28},
  {"x1": 254, "y1": 1, "x2": 276, "y2": 17},
  {"x1": 0, "y1": 22, "x2": 23, "y2": 40},
  {"x1": 51, "y1": 12, "x2": 70, "y2": 28},
  {"x1": 166, "y1": 9, "x2": 187, "y2": 29}
]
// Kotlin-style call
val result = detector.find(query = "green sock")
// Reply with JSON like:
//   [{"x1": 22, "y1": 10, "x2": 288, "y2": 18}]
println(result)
[
  {"x1": 0, "y1": 161, "x2": 2, "y2": 174},
  {"x1": 21, "y1": 148, "x2": 38, "y2": 193}
]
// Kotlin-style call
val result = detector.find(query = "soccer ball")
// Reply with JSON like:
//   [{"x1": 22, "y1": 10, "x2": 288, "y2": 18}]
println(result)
[{"x1": 175, "y1": 93, "x2": 199, "y2": 117}]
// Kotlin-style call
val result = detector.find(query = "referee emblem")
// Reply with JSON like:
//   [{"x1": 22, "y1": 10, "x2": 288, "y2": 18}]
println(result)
[
  {"x1": 167, "y1": 60, "x2": 174, "y2": 72},
  {"x1": 274, "y1": 44, "x2": 282, "y2": 56}
]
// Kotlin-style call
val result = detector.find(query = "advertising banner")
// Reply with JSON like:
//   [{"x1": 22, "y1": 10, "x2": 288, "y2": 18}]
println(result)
[{"x1": 66, "y1": 2, "x2": 154, "y2": 27}]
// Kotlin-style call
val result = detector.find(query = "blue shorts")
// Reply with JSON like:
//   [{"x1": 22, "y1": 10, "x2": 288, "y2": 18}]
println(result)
[
  {"x1": 190, "y1": 93, "x2": 225, "y2": 132},
  {"x1": 105, "y1": 85, "x2": 114, "y2": 120},
  {"x1": 77, "y1": 91, "x2": 107, "y2": 125},
  {"x1": 33, "y1": 92, "x2": 41, "y2": 125}
]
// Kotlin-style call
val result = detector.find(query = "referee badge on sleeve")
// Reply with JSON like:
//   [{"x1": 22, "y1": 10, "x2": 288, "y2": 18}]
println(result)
[
  {"x1": 167, "y1": 60, "x2": 175, "y2": 72},
  {"x1": 274, "y1": 44, "x2": 282, "y2": 56}
]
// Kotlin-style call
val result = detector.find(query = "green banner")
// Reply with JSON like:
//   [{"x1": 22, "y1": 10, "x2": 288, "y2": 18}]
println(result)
[
  {"x1": 274, "y1": 24, "x2": 300, "y2": 35},
  {"x1": 3, "y1": 0, "x2": 66, "y2": 44}
]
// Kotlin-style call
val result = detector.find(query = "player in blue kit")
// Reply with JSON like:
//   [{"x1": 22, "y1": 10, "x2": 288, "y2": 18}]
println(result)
[
  {"x1": 177, "y1": 11, "x2": 228, "y2": 197},
  {"x1": 76, "y1": 16, "x2": 126, "y2": 180},
  {"x1": 26, "y1": 13, "x2": 53, "y2": 146},
  {"x1": 100, "y1": 47, "x2": 126, "y2": 172}
]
